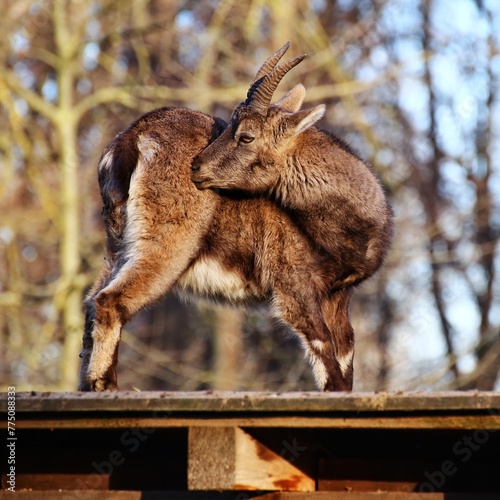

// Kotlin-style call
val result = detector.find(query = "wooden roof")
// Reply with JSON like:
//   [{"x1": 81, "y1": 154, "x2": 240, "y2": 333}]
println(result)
[{"x1": 1, "y1": 391, "x2": 499, "y2": 498}]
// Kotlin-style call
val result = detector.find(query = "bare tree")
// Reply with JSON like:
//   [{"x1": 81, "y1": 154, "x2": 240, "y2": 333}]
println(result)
[{"x1": 1, "y1": 0, "x2": 498, "y2": 391}]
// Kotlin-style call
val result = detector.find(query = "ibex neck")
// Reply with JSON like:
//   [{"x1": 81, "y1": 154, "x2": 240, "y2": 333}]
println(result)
[{"x1": 273, "y1": 152, "x2": 330, "y2": 209}]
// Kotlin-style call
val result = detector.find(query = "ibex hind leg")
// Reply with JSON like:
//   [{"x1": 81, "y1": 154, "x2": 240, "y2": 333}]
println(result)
[
  {"x1": 78, "y1": 256, "x2": 114, "y2": 391},
  {"x1": 320, "y1": 288, "x2": 355, "y2": 391},
  {"x1": 82, "y1": 243, "x2": 197, "y2": 391},
  {"x1": 79, "y1": 202, "x2": 128, "y2": 391},
  {"x1": 273, "y1": 291, "x2": 350, "y2": 391}
]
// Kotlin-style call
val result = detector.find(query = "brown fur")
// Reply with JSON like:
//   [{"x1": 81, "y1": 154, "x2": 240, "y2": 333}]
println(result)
[
  {"x1": 80, "y1": 106, "x2": 359, "y2": 391},
  {"x1": 191, "y1": 85, "x2": 393, "y2": 391},
  {"x1": 81, "y1": 44, "x2": 392, "y2": 393}
]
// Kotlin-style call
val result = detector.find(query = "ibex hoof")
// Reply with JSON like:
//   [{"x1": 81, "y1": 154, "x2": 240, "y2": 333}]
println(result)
[
  {"x1": 78, "y1": 377, "x2": 118, "y2": 392},
  {"x1": 93, "y1": 378, "x2": 118, "y2": 392},
  {"x1": 78, "y1": 380, "x2": 92, "y2": 392}
]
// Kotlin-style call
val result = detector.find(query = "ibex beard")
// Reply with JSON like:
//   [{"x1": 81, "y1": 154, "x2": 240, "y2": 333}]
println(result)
[{"x1": 80, "y1": 43, "x2": 392, "y2": 392}]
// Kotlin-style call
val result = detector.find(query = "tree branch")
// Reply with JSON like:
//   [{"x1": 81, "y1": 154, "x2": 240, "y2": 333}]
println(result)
[
  {"x1": 0, "y1": 71, "x2": 57, "y2": 123},
  {"x1": 73, "y1": 86, "x2": 137, "y2": 119}
]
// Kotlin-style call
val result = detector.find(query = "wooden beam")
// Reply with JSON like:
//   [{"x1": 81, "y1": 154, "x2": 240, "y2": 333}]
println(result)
[
  {"x1": 318, "y1": 457, "x2": 431, "y2": 492},
  {"x1": 256, "y1": 493, "x2": 500, "y2": 500},
  {"x1": 1, "y1": 492, "x2": 498, "y2": 500},
  {"x1": 4, "y1": 391, "x2": 500, "y2": 413},
  {"x1": 0, "y1": 492, "x2": 139, "y2": 500},
  {"x1": 188, "y1": 427, "x2": 315, "y2": 491},
  {"x1": 2, "y1": 473, "x2": 109, "y2": 491},
  {"x1": 9, "y1": 414, "x2": 500, "y2": 430}
]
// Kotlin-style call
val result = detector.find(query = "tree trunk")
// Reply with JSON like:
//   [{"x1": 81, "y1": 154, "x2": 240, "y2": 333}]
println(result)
[
  {"x1": 213, "y1": 307, "x2": 244, "y2": 390},
  {"x1": 55, "y1": 1, "x2": 85, "y2": 390}
]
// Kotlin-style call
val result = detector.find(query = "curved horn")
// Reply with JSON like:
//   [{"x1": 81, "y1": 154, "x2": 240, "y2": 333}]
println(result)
[
  {"x1": 251, "y1": 41, "x2": 291, "y2": 84},
  {"x1": 245, "y1": 54, "x2": 306, "y2": 115}
]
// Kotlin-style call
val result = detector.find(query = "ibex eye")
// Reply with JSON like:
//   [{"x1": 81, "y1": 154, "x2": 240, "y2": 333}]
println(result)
[{"x1": 239, "y1": 134, "x2": 254, "y2": 144}]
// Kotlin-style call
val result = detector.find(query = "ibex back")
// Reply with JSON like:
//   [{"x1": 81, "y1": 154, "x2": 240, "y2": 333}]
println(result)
[{"x1": 80, "y1": 44, "x2": 391, "y2": 392}]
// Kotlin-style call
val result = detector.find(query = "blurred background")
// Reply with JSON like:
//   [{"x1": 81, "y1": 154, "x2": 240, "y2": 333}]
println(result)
[{"x1": 1, "y1": 0, "x2": 499, "y2": 392}]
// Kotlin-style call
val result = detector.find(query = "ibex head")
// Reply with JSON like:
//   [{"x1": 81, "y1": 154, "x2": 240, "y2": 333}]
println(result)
[{"x1": 191, "y1": 43, "x2": 325, "y2": 194}]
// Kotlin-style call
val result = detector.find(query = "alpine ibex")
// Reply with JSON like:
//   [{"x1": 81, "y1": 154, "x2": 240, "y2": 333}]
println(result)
[{"x1": 80, "y1": 43, "x2": 392, "y2": 392}]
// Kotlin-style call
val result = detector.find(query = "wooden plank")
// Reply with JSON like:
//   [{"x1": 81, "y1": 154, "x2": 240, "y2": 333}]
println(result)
[
  {"x1": 318, "y1": 454, "x2": 500, "y2": 494},
  {"x1": 0, "y1": 494, "x2": 269, "y2": 500},
  {"x1": 188, "y1": 427, "x2": 314, "y2": 491},
  {"x1": 2, "y1": 391, "x2": 500, "y2": 414},
  {"x1": 322, "y1": 455, "x2": 445, "y2": 491},
  {"x1": 9, "y1": 414, "x2": 500, "y2": 430},
  {"x1": 257, "y1": 493, "x2": 500, "y2": 500},
  {"x1": 2, "y1": 473, "x2": 109, "y2": 491},
  {"x1": 2, "y1": 493, "x2": 498, "y2": 500},
  {"x1": 318, "y1": 457, "x2": 434, "y2": 492},
  {"x1": 0, "y1": 493, "x2": 140, "y2": 500}
]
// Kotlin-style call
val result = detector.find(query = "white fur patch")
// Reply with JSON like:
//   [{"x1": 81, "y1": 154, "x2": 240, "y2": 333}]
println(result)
[
  {"x1": 98, "y1": 149, "x2": 114, "y2": 173},
  {"x1": 311, "y1": 339, "x2": 326, "y2": 353},
  {"x1": 177, "y1": 257, "x2": 249, "y2": 301},
  {"x1": 337, "y1": 350, "x2": 354, "y2": 377},
  {"x1": 309, "y1": 354, "x2": 328, "y2": 389},
  {"x1": 137, "y1": 135, "x2": 159, "y2": 163},
  {"x1": 87, "y1": 323, "x2": 121, "y2": 382},
  {"x1": 123, "y1": 156, "x2": 150, "y2": 262}
]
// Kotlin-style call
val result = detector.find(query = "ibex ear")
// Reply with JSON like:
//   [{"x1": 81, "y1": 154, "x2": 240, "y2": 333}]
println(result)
[
  {"x1": 289, "y1": 104, "x2": 325, "y2": 135},
  {"x1": 276, "y1": 84, "x2": 306, "y2": 112}
]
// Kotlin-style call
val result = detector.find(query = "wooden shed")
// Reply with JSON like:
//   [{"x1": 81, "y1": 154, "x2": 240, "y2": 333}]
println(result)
[{"x1": 1, "y1": 391, "x2": 499, "y2": 499}]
